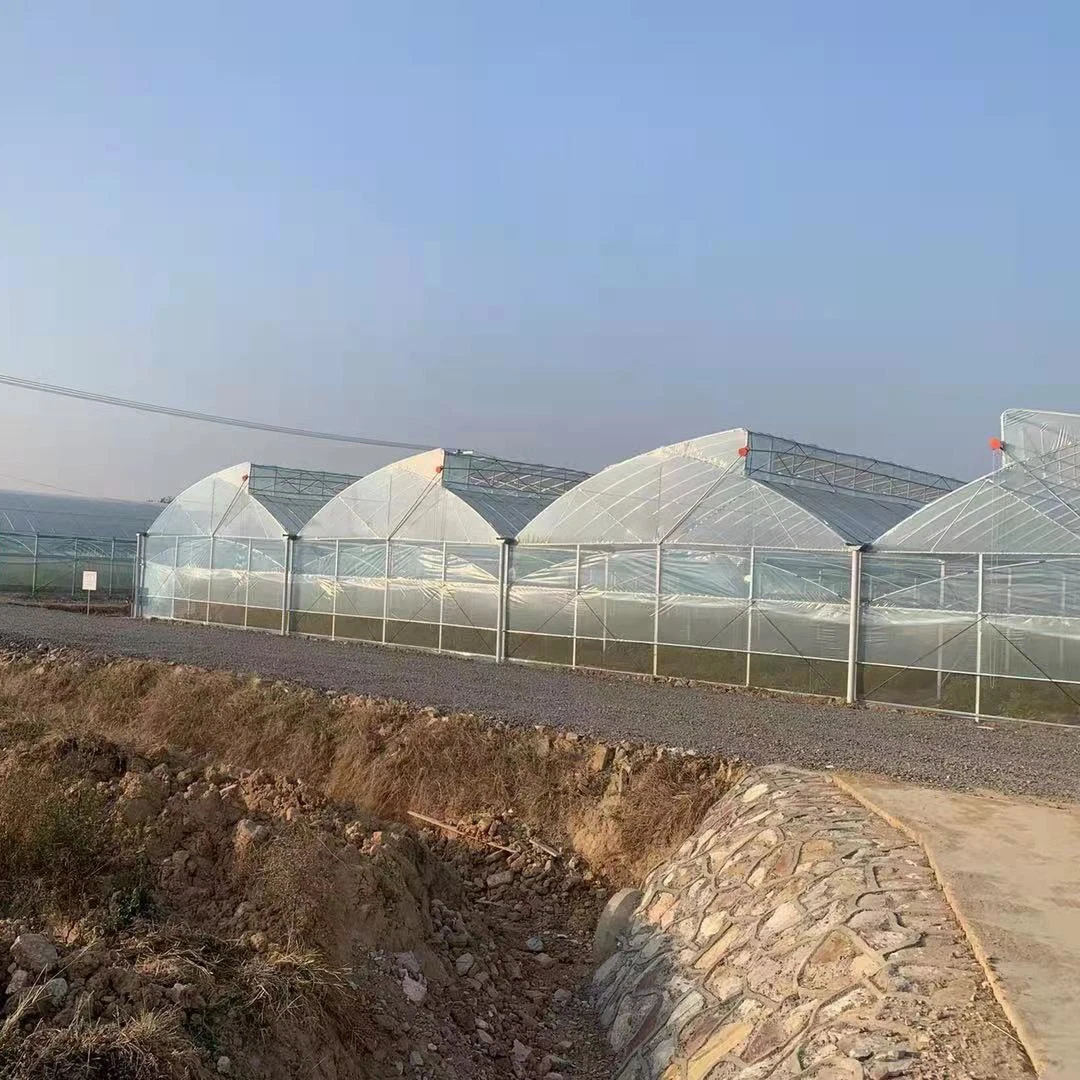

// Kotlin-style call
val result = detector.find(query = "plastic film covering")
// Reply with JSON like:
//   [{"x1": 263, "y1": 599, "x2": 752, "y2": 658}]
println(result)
[
  {"x1": 507, "y1": 542, "x2": 851, "y2": 694},
  {"x1": 519, "y1": 429, "x2": 951, "y2": 549},
  {"x1": 876, "y1": 439, "x2": 1080, "y2": 554},
  {"x1": 291, "y1": 449, "x2": 585, "y2": 654},
  {"x1": 287, "y1": 538, "x2": 502, "y2": 655},
  {"x1": 1000, "y1": 409, "x2": 1080, "y2": 462},
  {"x1": 141, "y1": 462, "x2": 352, "y2": 629},
  {"x1": 858, "y1": 551, "x2": 1080, "y2": 724},
  {"x1": 0, "y1": 533, "x2": 137, "y2": 599}
]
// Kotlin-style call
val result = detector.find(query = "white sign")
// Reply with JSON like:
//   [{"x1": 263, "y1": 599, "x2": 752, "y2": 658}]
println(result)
[{"x1": 81, "y1": 570, "x2": 98, "y2": 592}]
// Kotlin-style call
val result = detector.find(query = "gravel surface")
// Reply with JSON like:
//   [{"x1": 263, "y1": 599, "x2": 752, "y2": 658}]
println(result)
[{"x1": 1, "y1": 605, "x2": 1078, "y2": 801}]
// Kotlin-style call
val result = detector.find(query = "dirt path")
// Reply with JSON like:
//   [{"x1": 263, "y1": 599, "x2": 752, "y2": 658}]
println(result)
[
  {"x1": 1, "y1": 605, "x2": 1079, "y2": 800},
  {"x1": 840, "y1": 775, "x2": 1080, "y2": 1080}
]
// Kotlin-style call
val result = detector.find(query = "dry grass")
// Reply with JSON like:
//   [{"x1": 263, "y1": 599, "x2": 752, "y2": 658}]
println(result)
[
  {"x1": 240, "y1": 948, "x2": 352, "y2": 1028},
  {"x1": 0, "y1": 653, "x2": 740, "y2": 885},
  {"x1": 0, "y1": 755, "x2": 114, "y2": 914},
  {"x1": 0, "y1": 1008, "x2": 197, "y2": 1080}
]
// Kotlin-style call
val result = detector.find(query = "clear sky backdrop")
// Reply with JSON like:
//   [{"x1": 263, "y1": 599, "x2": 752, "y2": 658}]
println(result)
[{"x1": 2, "y1": 3, "x2": 1077, "y2": 501}]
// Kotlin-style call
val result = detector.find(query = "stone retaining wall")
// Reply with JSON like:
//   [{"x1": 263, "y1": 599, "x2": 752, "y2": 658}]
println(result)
[{"x1": 592, "y1": 766, "x2": 1033, "y2": 1080}]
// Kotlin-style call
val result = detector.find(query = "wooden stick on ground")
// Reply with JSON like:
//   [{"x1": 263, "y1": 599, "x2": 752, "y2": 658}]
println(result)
[{"x1": 406, "y1": 810, "x2": 517, "y2": 855}]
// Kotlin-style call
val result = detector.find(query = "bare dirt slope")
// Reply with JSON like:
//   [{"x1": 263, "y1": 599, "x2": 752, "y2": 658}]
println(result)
[
  {"x1": 1, "y1": 606, "x2": 1078, "y2": 799},
  {"x1": 0, "y1": 647, "x2": 740, "y2": 1078}
]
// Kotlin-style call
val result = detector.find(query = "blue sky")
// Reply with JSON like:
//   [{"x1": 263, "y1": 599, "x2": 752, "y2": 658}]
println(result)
[{"x1": 1, "y1": 3, "x2": 1077, "y2": 499}]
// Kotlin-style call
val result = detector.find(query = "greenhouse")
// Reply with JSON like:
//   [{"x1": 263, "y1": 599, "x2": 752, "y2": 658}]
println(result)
[
  {"x1": 865, "y1": 409, "x2": 1080, "y2": 724},
  {"x1": 0, "y1": 489, "x2": 157, "y2": 598},
  {"x1": 138, "y1": 463, "x2": 358, "y2": 629},
  {"x1": 291, "y1": 449, "x2": 589, "y2": 656},
  {"x1": 508, "y1": 429, "x2": 962, "y2": 696}
]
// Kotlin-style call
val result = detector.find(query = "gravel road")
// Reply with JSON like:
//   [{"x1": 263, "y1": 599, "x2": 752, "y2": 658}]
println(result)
[{"x1": 1, "y1": 604, "x2": 1077, "y2": 800}]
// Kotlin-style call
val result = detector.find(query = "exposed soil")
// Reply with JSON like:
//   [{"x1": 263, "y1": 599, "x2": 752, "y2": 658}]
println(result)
[
  {"x1": 1, "y1": 606, "x2": 1078, "y2": 800},
  {"x1": 0, "y1": 646, "x2": 744, "y2": 1078}
]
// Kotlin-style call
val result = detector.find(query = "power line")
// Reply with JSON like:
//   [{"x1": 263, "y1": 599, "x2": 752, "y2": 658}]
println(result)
[{"x1": 0, "y1": 373, "x2": 435, "y2": 452}]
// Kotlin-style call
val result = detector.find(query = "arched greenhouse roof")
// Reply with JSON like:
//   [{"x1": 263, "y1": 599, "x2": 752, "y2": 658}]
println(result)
[
  {"x1": 301, "y1": 449, "x2": 591, "y2": 543},
  {"x1": 876, "y1": 410, "x2": 1080, "y2": 554},
  {"x1": 148, "y1": 463, "x2": 360, "y2": 540},
  {"x1": 519, "y1": 429, "x2": 962, "y2": 550},
  {"x1": 0, "y1": 489, "x2": 158, "y2": 539}
]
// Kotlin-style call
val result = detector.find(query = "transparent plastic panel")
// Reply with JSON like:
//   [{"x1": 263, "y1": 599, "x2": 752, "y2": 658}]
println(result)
[
  {"x1": 661, "y1": 547, "x2": 750, "y2": 599},
  {"x1": 1001, "y1": 409, "x2": 1080, "y2": 462},
  {"x1": 214, "y1": 493, "x2": 283, "y2": 539},
  {"x1": 290, "y1": 541, "x2": 336, "y2": 614},
  {"x1": 337, "y1": 580, "x2": 384, "y2": 619},
  {"x1": 445, "y1": 544, "x2": 502, "y2": 584},
  {"x1": 506, "y1": 586, "x2": 575, "y2": 637},
  {"x1": 862, "y1": 553, "x2": 979, "y2": 611},
  {"x1": 860, "y1": 608, "x2": 979, "y2": 673},
  {"x1": 670, "y1": 476, "x2": 844, "y2": 549},
  {"x1": 442, "y1": 583, "x2": 499, "y2": 630},
  {"x1": 983, "y1": 556, "x2": 1080, "y2": 617},
  {"x1": 576, "y1": 594, "x2": 655, "y2": 643},
  {"x1": 209, "y1": 539, "x2": 249, "y2": 605},
  {"x1": 510, "y1": 546, "x2": 577, "y2": 589},
  {"x1": 519, "y1": 433, "x2": 748, "y2": 545},
  {"x1": 579, "y1": 547, "x2": 656, "y2": 594},
  {"x1": 877, "y1": 457, "x2": 1080, "y2": 554},
  {"x1": 149, "y1": 465, "x2": 248, "y2": 537},
  {"x1": 751, "y1": 601, "x2": 850, "y2": 661},
  {"x1": 390, "y1": 542, "x2": 444, "y2": 581},
  {"x1": 338, "y1": 542, "x2": 386, "y2": 580},
  {"x1": 754, "y1": 551, "x2": 851, "y2": 603},
  {"x1": 387, "y1": 582, "x2": 441, "y2": 624},
  {"x1": 981, "y1": 614, "x2": 1080, "y2": 683},
  {"x1": 658, "y1": 597, "x2": 748, "y2": 650}
]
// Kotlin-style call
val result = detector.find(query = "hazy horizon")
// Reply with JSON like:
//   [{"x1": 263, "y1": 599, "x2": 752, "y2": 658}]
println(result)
[{"x1": 3, "y1": 4, "x2": 1077, "y2": 502}]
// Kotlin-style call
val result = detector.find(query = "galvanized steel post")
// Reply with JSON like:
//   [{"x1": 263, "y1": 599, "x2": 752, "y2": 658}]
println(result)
[
  {"x1": 975, "y1": 552, "x2": 984, "y2": 716},
  {"x1": 652, "y1": 543, "x2": 662, "y2": 678},
  {"x1": 381, "y1": 539, "x2": 391, "y2": 643},
  {"x1": 745, "y1": 546, "x2": 756, "y2": 687},
  {"x1": 31, "y1": 535, "x2": 39, "y2": 597},
  {"x1": 571, "y1": 544, "x2": 581, "y2": 669},
  {"x1": 845, "y1": 546, "x2": 863, "y2": 705},
  {"x1": 280, "y1": 535, "x2": 293, "y2": 636}
]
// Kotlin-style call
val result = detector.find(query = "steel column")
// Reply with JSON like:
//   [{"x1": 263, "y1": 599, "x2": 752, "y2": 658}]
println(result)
[
  {"x1": 244, "y1": 539, "x2": 253, "y2": 628},
  {"x1": 845, "y1": 547, "x2": 863, "y2": 705},
  {"x1": 652, "y1": 543, "x2": 662, "y2": 677},
  {"x1": 207, "y1": 534, "x2": 215, "y2": 624},
  {"x1": 571, "y1": 544, "x2": 581, "y2": 669},
  {"x1": 975, "y1": 552, "x2": 985, "y2": 716},
  {"x1": 71, "y1": 537, "x2": 79, "y2": 598},
  {"x1": 437, "y1": 541, "x2": 447, "y2": 653},
  {"x1": 745, "y1": 546, "x2": 756, "y2": 687},
  {"x1": 280, "y1": 536, "x2": 293, "y2": 636},
  {"x1": 108, "y1": 539, "x2": 116, "y2": 598},
  {"x1": 381, "y1": 539, "x2": 391, "y2": 643},
  {"x1": 332, "y1": 539, "x2": 341, "y2": 641},
  {"x1": 31, "y1": 535, "x2": 39, "y2": 597},
  {"x1": 171, "y1": 536, "x2": 179, "y2": 620}
]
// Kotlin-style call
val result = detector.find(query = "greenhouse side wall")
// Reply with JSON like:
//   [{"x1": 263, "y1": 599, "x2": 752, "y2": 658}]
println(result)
[
  {"x1": 859, "y1": 551, "x2": 1080, "y2": 724},
  {"x1": 0, "y1": 535, "x2": 137, "y2": 599},
  {"x1": 132, "y1": 536, "x2": 1080, "y2": 727},
  {"x1": 505, "y1": 544, "x2": 852, "y2": 698},
  {"x1": 287, "y1": 539, "x2": 504, "y2": 657},
  {"x1": 140, "y1": 536, "x2": 288, "y2": 630}
]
